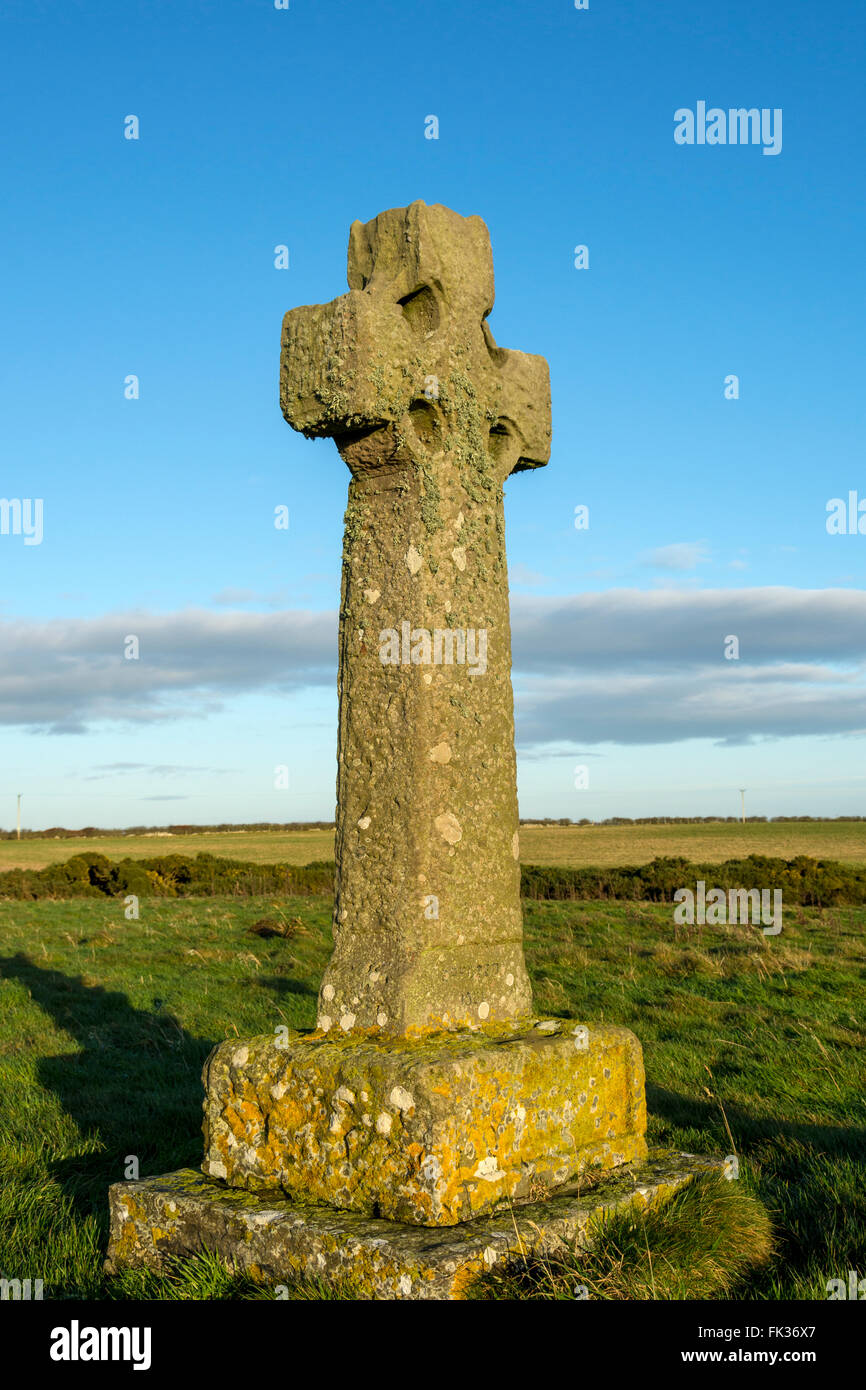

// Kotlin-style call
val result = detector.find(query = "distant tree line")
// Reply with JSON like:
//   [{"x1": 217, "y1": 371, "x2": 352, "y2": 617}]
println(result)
[
  {"x1": 0, "y1": 822, "x2": 336, "y2": 840},
  {"x1": 1, "y1": 815, "x2": 863, "y2": 839},
  {"x1": 520, "y1": 816, "x2": 866, "y2": 825}
]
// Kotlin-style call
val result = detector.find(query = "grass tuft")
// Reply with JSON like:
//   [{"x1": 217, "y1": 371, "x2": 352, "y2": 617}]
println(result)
[
  {"x1": 470, "y1": 1174, "x2": 774, "y2": 1300},
  {"x1": 104, "y1": 1250, "x2": 355, "y2": 1301}
]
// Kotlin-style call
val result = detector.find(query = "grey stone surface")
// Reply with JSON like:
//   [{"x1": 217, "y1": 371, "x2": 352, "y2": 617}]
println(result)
[{"x1": 105, "y1": 1150, "x2": 728, "y2": 1300}]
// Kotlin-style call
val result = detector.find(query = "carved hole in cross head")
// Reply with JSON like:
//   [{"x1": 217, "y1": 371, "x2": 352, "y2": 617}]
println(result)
[
  {"x1": 481, "y1": 320, "x2": 508, "y2": 366},
  {"x1": 398, "y1": 286, "x2": 440, "y2": 337},
  {"x1": 488, "y1": 418, "x2": 519, "y2": 470},
  {"x1": 407, "y1": 398, "x2": 441, "y2": 449},
  {"x1": 335, "y1": 422, "x2": 407, "y2": 476}
]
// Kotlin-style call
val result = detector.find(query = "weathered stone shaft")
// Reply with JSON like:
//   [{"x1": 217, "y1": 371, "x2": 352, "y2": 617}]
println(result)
[
  {"x1": 280, "y1": 202, "x2": 551, "y2": 1034},
  {"x1": 329, "y1": 427, "x2": 526, "y2": 1033}
]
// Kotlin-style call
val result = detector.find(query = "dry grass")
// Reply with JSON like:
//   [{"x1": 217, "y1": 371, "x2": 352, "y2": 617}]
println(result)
[{"x1": 2, "y1": 820, "x2": 865, "y2": 871}]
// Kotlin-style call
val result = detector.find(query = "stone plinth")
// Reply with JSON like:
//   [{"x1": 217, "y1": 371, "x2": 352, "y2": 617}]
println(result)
[
  {"x1": 105, "y1": 1151, "x2": 728, "y2": 1300},
  {"x1": 200, "y1": 1020, "x2": 647, "y2": 1227}
]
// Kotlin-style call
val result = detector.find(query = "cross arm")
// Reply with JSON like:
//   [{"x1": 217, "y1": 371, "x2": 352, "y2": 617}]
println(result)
[
  {"x1": 280, "y1": 290, "x2": 415, "y2": 440},
  {"x1": 482, "y1": 325, "x2": 552, "y2": 476}
]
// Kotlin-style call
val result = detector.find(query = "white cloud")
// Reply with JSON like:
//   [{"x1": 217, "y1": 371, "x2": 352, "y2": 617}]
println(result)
[
  {"x1": 1, "y1": 588, "x2": 864, "y2": 748},
  {"x1": 0, "y1": 608, "x2": 335, "y2": 733},
  {"x1": 509, "y1": 588, "x2": 866, "y2": 745}
]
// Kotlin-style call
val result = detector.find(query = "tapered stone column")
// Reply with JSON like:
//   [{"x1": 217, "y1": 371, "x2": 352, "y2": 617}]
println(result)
[{"x1": 280, "y1": 201, "x2": 551, "y2": 1034}]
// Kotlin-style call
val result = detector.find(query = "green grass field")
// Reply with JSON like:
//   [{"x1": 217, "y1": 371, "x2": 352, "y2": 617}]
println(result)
[
  {"x1": 2, "y1": 819, "x2": 865, "y2": 871},
  {"x1": 0, "y1": 892, "x2": 863, "y2": 1299}
]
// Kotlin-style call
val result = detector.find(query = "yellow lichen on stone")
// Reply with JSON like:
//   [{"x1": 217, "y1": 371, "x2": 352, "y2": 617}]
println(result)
[{"x1": 201, "y1": 1020, "x2": 647, "y2": 1227}]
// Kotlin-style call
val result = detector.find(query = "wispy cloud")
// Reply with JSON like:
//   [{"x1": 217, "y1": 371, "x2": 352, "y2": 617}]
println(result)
[
  {"x1": 643, "y1": 542, "x2": 709, "y2": 571},
  {"x1": 84, "y1": 763, "x2": 227, "y2": 780},
  {"x1": 509, "y1": 563, "x2": 549, "y2": 588},
  {"x1": 211, "y1": 587, "x2": 290, "y2": 607}
]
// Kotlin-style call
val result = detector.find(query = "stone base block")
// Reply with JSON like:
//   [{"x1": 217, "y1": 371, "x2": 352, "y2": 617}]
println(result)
[
  {"x1": 105, "y1": 1151, "x2": 727, "y2": 1300},
  {"x1": 201, "y1": 1018, "x2": 647, "y2": 1226}
]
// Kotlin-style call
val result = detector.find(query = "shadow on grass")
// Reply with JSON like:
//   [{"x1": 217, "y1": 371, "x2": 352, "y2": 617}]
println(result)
[
  {"x1": 646, "y1": 1082, "x2": 866, "y2": 1160},
  {"x1": 0, "y1": 952, "x2": 215, "y2": 1224},
  {"x1": 259, "y1": 974, "x2": 318, "y2": 1000}
]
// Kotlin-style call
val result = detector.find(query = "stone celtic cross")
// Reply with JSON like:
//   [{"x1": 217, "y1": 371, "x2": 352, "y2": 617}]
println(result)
[
  {"x1": 280, "y1": 201, "x2": 551, "y2": 1035},
  {"x1": 108, "y1": 203, "x2": 661, "y2": 1278}
]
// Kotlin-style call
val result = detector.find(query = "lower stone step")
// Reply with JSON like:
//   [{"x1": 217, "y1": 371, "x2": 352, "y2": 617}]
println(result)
[{"x1": 105, "y1": 1149, "x2": 728, "y2": 1300}]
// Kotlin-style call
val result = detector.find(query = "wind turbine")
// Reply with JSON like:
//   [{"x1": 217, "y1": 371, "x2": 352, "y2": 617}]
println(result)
[{"x1": 739, "y1": 788, "x2": 746, "y2": 824}]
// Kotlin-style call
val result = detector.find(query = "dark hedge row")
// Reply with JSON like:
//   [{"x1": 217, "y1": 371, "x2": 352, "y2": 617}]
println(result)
[
  {"x1": 1, "y1": 851, "x2": 864, "y2": 907},
  {"x1": 520, "y1": 855, "x2": 866, "y2": 907},
  {"x1": 0, "y1": 853, "x2": 334, "y2": 901}
]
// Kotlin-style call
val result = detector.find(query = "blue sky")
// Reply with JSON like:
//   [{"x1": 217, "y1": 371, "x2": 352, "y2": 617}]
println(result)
[{"x1": 1, "y1": 0, "x2": 864, "y2": 828}]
